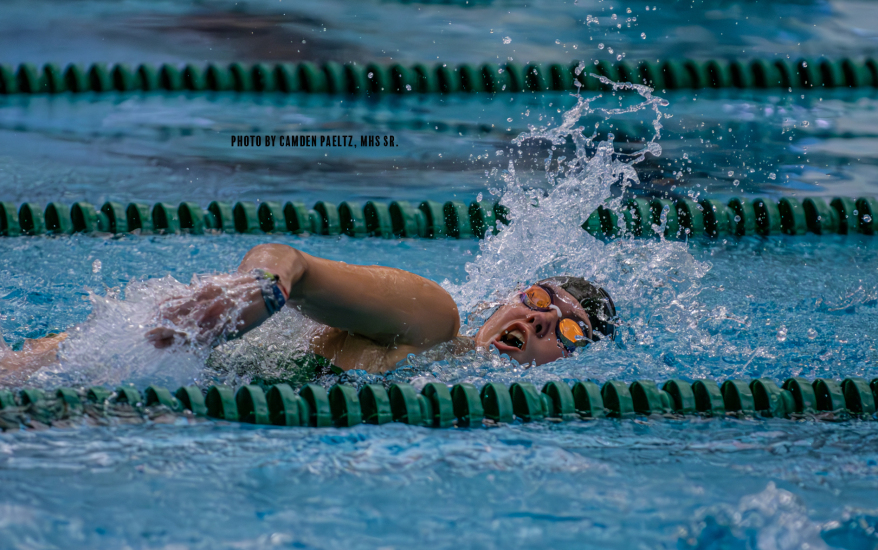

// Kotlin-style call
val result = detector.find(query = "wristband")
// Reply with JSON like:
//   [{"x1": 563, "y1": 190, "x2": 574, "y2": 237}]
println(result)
[{"x1": 250, "y1": 269, "x2": 287, "y2": 315}]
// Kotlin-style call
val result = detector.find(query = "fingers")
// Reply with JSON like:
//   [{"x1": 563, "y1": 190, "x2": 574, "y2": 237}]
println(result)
[
  {"x1": 147, "y1": 275, "x2": 260, "y2": 349},
  {"x1": 145, "y1": 327, "x2": 186, "y2": 349}
]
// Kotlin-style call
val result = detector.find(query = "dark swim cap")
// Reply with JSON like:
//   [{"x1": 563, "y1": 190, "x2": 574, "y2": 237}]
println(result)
[{"x1": 537, "y1": 276, "x2": 618, "y2": 342}]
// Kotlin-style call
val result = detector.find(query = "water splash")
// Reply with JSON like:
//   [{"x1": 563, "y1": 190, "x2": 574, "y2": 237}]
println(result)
[
  {"x1": 679, "y1": 483, "x2": 830, "y2": 550},
  {"x1": 418, "y1": 73, "x2": 721, "y2": 384},
  {"x1": 29, "y1": 273, "x2": 324, "y2": 389},
  {"x1": 447, "y1": 74, "x2": 669, "y2": 323}
]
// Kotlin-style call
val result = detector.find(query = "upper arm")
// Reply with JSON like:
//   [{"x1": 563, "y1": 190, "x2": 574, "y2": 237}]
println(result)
[{"x1": 238, "y1": 244, "x2": 460, "y2": 349}]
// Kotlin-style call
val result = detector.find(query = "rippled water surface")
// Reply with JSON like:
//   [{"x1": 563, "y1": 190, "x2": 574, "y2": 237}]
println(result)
[
  {"x1": 2, "y1": 0, "x2": 878, "y2": 547},
  {"x1": 0, "y1": 233, "x2": 876, "y2": 549}
]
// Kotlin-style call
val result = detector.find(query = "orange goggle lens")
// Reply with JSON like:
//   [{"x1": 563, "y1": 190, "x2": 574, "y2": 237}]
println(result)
[
  {"x1": 558, "y1": 318, "x2": 587, "y2": 348},
  {"x1": 523, "y1": 286, "x2": 552, "y2": 309}
]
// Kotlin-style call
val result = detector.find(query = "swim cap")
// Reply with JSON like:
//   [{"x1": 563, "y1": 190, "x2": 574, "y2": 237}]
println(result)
[{"x1": 537, "y1": 276, "x2": 618, "y2": 342}]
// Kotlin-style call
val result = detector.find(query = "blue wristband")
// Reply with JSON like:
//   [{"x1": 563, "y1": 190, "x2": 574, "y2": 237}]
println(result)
[{"x1": 250, "y1": 269, "x2": 286, "y2": 315}]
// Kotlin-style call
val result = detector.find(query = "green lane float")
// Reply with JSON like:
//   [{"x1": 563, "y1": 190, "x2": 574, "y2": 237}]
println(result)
[
  {"x1": 0, "y1": 376, "x2": 876, "y2": 430},
  {"x1": 3, "y1": 57, "x2": 878, "y2": 96},
  {"x1": 0, "y1": 57, "x2": 878, "y2": 94},
  {"x1": 0, "y1": 196, "x2": 876, "y2": 240}
]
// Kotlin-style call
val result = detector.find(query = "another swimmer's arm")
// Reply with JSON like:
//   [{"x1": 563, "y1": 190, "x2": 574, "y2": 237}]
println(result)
[{"x1": 238, "y1": 243, "x2": 460, "y2": 349}]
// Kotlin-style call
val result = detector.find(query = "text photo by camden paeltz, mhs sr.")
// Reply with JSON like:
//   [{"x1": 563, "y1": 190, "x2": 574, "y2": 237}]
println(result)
[{"x1": 230, "y1": 134, "x2": 398, "y2": 147}]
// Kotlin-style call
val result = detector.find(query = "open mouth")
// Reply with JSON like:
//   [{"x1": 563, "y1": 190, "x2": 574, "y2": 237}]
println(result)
[{"x1": 494, "y1": 324, "x2": 527, "y2": 352}]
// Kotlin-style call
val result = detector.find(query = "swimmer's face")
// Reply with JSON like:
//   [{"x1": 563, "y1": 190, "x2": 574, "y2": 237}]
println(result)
[{"x1": 474, "y1": 283, "x2": 593, "y2": 366}]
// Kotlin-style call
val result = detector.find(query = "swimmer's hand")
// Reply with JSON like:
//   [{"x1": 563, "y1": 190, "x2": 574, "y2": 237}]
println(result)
[{"x1": 145, "y1": 273, "x2": 269, "y2": 349}]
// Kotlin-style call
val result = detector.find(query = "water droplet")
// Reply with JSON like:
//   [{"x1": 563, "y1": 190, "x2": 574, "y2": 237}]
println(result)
[
  {"x1": 734, "y1": 215, "x2": 741, "y2": 223},
  {"x1": 507, "y1": 117, "x2": 513, "y2": 122},
  {"x1": 367, "y1": 72, "x2": 374, "y2": 79},
  {"x1": 864, "y1": 215, "x2": 873, "y2": 223},
  {"x1": 727, "y1": 171, "x2": 734, "y2": 177},
  {"x1": 640, "y1": 32, "x2": 646, "y2": 39},
  {"x1": 777, "y1": 326, "x2": 788, "y2": 342},
  {"x1": 503, "y1": 36, "x2": 512, "y2": 44},
  {"x1": 598, "y1": 43, "x2": 605, "y2": 49},
  {"x1": 733, "y1": 179, "x2": 740, "y2": 186},
  {"x1": 802, "y1": 61, "x2": 808, "y2": 68},
  {"x1": 807, "y1": 328, "x2": 817, "y2": 339},
  {"x1": 92, "y1": 260, "x2": 102, "y2": 274},
  {"x1": 768, "y1": 172, "x2": 777, "y2": 180},
  {"x1": 405, "y1": 84, "x2": 412, "y2": 91}
]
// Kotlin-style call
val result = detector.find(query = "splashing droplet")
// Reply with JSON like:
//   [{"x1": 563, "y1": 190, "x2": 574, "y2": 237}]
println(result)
[{"x1": 777, "y1": 326, "x2": 788, "y2": 342}]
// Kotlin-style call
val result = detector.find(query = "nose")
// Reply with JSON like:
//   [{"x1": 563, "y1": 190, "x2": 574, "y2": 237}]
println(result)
[{"x1": 526, "y1": 310, "x2": 556, "y2": 339}]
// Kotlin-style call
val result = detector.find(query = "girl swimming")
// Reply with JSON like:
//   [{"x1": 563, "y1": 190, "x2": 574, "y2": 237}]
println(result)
[{"x1": 0, "y1": 243, "x2": 617, "y2": 383}]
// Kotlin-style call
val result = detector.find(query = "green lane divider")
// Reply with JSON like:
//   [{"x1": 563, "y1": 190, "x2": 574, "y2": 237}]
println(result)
[
  {"x1": 0, "y1": 196, "x2": 875, "y2": 240},
  {"x1": 1, "y1": 376, "x2": 875, "y2": 430},
  {"x1": 3, "y1": 58, "x2": 878, "y2": 95}
]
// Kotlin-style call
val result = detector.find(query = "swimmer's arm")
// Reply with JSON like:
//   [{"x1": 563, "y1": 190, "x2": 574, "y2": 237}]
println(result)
[
  {"x1": 238, "y1": 243, "x2": 460, "y2": 349},
  {"x1": 146, "y1": 272, "x2": 275, "y2": 348}
]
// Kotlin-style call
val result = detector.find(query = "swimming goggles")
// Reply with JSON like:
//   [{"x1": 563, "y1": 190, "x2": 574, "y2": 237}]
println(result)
[{"x1": 520, "y1": 285, "x2": 590, "y2": 354}]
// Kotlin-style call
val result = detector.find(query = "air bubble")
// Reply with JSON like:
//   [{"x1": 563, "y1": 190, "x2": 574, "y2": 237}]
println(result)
[{"x1": 503, "y1": 36, "x2": 512, "y2": 44}]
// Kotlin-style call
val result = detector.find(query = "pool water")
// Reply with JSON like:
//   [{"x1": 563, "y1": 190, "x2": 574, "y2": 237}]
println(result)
[{"x1": 2, "y1": 0, "x2": 878, "y2": 548}]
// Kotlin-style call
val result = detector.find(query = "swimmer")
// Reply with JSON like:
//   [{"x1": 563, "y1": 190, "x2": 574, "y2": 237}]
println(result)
[{"x1": 0, "y1": 243, "x2": 616, "y2": 381}]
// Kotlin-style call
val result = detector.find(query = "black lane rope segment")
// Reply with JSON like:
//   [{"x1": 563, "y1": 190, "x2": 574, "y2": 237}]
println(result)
[
  {"x1": 2, "y1": 376, "x2": 875, "y2": 430},
  {"x1": 1, "y1": 196, "x2": 875, "y2": 240},
  {"x1": 3, "y1": 58, "x2": 878, "y2": 95}
]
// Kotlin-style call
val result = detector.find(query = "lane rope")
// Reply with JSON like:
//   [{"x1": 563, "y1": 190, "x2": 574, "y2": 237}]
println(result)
[
  {"x1": 2, "y1": 376, "x2": 875, "y2": 429},
  {"x1": 1, "y1": 196, "x2": 876, "y2": 239},
  {"x1": 2, "y1": 58, "x2": 877, "y2": 95}
]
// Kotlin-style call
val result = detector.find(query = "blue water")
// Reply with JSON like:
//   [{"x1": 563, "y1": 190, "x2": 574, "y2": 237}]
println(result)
[{"x1": 2, "y1": 0, "x2": 878, "y2": 548}]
